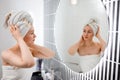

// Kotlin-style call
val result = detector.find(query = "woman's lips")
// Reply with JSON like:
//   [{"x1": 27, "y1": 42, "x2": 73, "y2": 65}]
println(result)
[
  {"x1": 84, "y1": 36, "x2": 88, "y2": 38},
  {"x1": 33, "y1": 39, "x2": 35, "y2": 41}
]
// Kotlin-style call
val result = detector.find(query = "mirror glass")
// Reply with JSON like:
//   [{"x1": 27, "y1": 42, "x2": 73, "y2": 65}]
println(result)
[{"x1": 54, "y1": 0, "x2": 109, "y2": 73}]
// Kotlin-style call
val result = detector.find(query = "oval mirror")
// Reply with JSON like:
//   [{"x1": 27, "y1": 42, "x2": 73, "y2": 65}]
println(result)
[{"x1": 54, "y1": 0, "x2": 109, "y2": 73}]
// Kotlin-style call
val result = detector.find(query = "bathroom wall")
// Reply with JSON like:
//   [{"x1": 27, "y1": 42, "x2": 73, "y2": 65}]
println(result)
[{"x1": 0, "y1": 0, "x2": 43, "y2": 79}]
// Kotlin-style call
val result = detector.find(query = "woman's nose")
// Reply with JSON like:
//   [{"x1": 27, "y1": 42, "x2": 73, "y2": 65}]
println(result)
[
  {"x1": 84, "y1": 32, "x2": 88, "y2": 36},
  {"x1": 34, "y1": 34, "x2": 36, "y2": 38}
]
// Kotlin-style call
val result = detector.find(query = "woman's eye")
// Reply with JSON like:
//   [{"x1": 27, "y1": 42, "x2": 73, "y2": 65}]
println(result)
[
  {"x1": 88, "y1": 31, "x2": 92, "y2": 33},
  {"x1": 88, "y1": 32, "x2": 91, "y2": 33},
  {"x1": 31, "y1": 32, "x2": 34, "y2": 34}
]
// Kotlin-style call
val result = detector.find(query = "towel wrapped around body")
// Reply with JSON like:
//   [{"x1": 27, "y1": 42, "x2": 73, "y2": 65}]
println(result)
[{"x1": 79, "y1": 54, "x2": 101, "y2": 73}]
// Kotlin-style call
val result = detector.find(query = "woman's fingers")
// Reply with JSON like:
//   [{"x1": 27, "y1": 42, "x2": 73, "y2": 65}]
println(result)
[
  {"x1": 96, "y1": 27, "x2": 101, "y2": 38},
  {"x1": 10, "y1": 25, "x2": 14, "y2": 32},
  {"x1": 10, "y1": 25, "x2": 14, "y2": 30},
  {"x1": 82, "y1": 36, "x2": 84, "y2": 40},
  {"x1": 79, "y1": 36, "x2": 84, "y2": 44},
  {"x1": 98, "y1": 26, "x2": 100, "y2": 32},
  {"x1": 10, "y1": 25, "x2": 19, "y2": 32},
  {"x1": 10, "y1": 26, "x2": 13, "y2": 32},
  {"x1": 10, "y1": 25, "x2": 19, "y2": 36},
  {"x1": 15, "y1": 25, "x2": 19, "y2": 31},
  {"x1": 12, "y1": 25, "x2": 16, "y2": 30}
]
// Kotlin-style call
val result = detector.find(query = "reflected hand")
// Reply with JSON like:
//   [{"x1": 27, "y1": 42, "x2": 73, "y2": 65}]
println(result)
[
  {"x1": 10, "y1": 25, "x2": 23, "y2": 41},
  {"x1": 79, "y1": 36, "x2": 84, "y2": 46},
  {"x1": 96, "y1": 27, "x2": 101, "y2": 38}
]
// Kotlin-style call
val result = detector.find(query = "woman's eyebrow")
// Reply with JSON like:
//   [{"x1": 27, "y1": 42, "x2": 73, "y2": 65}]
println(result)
[{"x1": 30, "y1": 29, "x2": 34, "y2": 32}]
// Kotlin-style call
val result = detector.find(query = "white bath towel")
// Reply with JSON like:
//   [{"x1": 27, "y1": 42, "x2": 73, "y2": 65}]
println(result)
[
  {"x1": 79, "y1": 54, "x2": 101, "y2": 73},
  {"x1": 1, "y1": 66, "x2": 34, "y2": 80}
]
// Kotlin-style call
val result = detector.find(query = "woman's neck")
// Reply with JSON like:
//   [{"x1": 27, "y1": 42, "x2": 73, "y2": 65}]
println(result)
[{"x1": 84, "y1": 40, "x2": 94, "y2": 47}]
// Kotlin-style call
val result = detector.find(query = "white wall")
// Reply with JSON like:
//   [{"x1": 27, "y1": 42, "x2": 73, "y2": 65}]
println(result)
[{"x1": 0, "y1": 0, "x2": 43, "y2": 78}]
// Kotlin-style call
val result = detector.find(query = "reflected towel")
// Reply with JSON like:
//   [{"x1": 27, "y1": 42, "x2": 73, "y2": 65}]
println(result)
[
  {"x1": 79, "y1": 54, "x2": 101, "y2": 73},
  {"x1": 88, "y1": 19, "x2": 98, "y2": 35}
]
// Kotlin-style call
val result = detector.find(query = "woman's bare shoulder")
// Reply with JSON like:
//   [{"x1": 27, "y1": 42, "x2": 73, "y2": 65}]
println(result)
[
  {"x1": 94, "y1": 42, "x2": 101, "y2": 47},
  {"x1": 1, "y1": 49, "x2": 14, "y2": 59}
]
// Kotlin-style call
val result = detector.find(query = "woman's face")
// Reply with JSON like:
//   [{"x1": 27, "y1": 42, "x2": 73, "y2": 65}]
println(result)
[
  {"x1": 24, "y1": 26, "x2": 36, "y2": 46},
  {"x1": 82, "y1": 25, "x2": 94, "y2": 41}
]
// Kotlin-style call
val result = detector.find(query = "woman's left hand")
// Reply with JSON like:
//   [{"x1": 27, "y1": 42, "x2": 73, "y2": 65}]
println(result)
[{"x1": 96, "y1": 27, "x2": 101, "y2": 38}]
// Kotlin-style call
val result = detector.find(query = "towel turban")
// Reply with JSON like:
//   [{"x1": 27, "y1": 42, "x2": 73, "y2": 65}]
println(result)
[
  {"x1": 4, "y1": 11, "x2": 33, "y2": 37},
  {"x1": 87, "y1": 19, "x2": 98, "y2": 35}
]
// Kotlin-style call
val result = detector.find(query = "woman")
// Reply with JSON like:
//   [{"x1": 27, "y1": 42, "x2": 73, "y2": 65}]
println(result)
[
  {"x1": 68, "y1": 19, "x2": 106, "y2": 73},
  {"x1": 1, "y1": 11, "x2": 55, "y2": 80}
]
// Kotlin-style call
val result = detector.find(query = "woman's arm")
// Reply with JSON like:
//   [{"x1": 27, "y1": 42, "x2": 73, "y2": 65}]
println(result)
[
  {"x1": 16, "y1": 37, "x2": 35, "y2": 67},
  {"x1": 2, "y1": 25, "x2": 35, "y2": 68},
  {"x1": 96, "y1": 27, "x2": 106, "y2": 52},
  {"x1": 1, "y1": 50, "x2": 34, "y2": 68},
  {"x1": 68, "y1": 36, "x2": 84, "y2": 55},
  {"x1": 68, "y1": 41, "x2": 80, "y2": 55},
  {"x1": 29, "y1": 44, "x2": 55, "y2": 59}
]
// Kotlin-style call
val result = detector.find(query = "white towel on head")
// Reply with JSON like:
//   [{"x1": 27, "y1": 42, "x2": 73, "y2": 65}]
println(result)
[
  {"x1": 5, "y1": 11, "x2": 33, "y2": 37},
  {"x1": 88, "y1": 19, "x2": 98, "y2": 35}
]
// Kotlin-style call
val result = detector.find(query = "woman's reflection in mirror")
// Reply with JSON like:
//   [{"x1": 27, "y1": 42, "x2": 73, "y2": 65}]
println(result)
[{"x1": 68, "y1": 19, "x2": 106, "y2": 73}]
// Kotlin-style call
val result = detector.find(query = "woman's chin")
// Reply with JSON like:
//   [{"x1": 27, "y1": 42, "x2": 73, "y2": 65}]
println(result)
[
  {"x1": 83, "y1": 38, "x2": 88, "y2": 40},
  {"x1": 84, "y1": 38, "x2": 90, "y2": 41}
]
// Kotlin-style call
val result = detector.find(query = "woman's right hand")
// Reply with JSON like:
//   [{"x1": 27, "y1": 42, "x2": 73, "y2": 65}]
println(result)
[
  {"x1": 10, "y1": 25, "x2": 23, "y2": 41},
  {"x1": 96, "y1": 27, "x2": 101, "y2": 38},
  {"x1": 79, "y1": 36, "x2": 84, "y2": 46}
]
